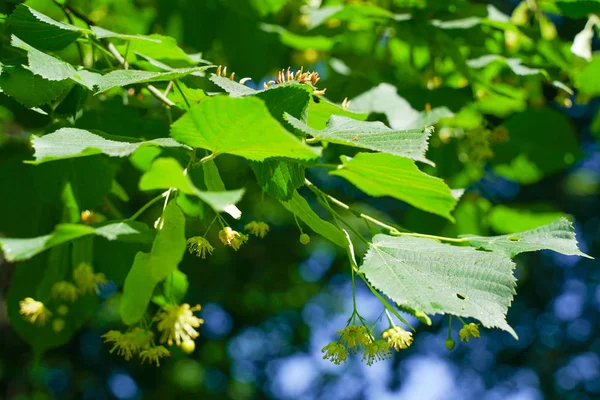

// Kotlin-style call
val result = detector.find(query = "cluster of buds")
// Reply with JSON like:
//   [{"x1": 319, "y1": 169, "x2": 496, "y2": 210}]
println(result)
[
  {"x1": 264, "y1": 67, "x2": 326, "y2": 95},
  {"x1": 341, "y1": 97, "x2": 351, "y2": 110},
  {"x1": 215, "y1": 65, "x2": 236, "y2": 81}
]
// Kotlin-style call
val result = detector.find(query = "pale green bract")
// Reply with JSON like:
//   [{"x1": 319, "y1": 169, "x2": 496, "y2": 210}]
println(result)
[
  {"x1": 120, "y1": 202, "x2": 186, "y2": 325},
  {"x1": 139, "y1": 158, "x2": 245, "y2": 219}
]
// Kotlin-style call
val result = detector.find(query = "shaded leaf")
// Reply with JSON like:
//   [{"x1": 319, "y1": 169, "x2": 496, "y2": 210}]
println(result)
[
  {"x1": 95, "y1": 67, "x2": 214, "y2": 94},
  {"x1": 251, "y1": 159, "x2": 305, "y2": 201},
  {"x1": 0, "y1": 65, "x2": 72, "y2": 108}
]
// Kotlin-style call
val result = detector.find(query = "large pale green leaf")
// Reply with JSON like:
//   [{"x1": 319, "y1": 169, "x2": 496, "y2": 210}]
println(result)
[
  {"x1": 0, "y1": 65, "x2": 72, "y2": 108},
  {"x1": 330, "y1": 153, "x2": 457, "y2": 221},
  {"x1": 0, "y1": 221, "x2": 153, "y2": 262},
  {"x1": 139, "y1": 158, "x2": 244, "y2": 219},
  {"x1": 7, "y1": 5, "x2": 87, "y2": 51},
  {"x1": 95, "y1": 67, "x2": 214, "y2": 93},
  {"x1": 280, "y1": 191, "x2": 345, "y2": 247},
  {"x1": 170, "y1": 96, "x2": 318, "y2": 161},
  {"x1": 30, "y1": 128, "x2": 186, "y2": 164},
  {"x1": 120, "y1": 202, "x2": 186, "y2": 325},
  {"x1": 464, "y1": 218, "x2": 591, "y2": 258},
  {"x1": 11, "y1": 35, "x2": 100, "y2": 89},
  {"x1": 361, "y1": 234, "x2": 517, "y2": 337},
  {"x1": 488, "y1": 205, "x2": 566, "y2": 234},
  {"x1": 285, "y1": 113, "x2": 433, "y2": 165},
  {"x1": 349, "y1": 83, "x2": 453, "y2": 130}
]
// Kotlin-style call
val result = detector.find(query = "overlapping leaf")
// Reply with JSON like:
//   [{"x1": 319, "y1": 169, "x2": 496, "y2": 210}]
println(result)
[
  {"x1": 95, "y1": 67, "x2": 214, "y2": 93},
  {"x1": 285, "y1": 113, "x2": 433, "y2": 165}
]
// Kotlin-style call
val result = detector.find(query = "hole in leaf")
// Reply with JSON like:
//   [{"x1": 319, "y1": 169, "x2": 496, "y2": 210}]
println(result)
[
  {"x1": 508, "y1": 236, "x2": 520, "y2": 241},
  {"x1": 456, "y1": 293, "x2": 466, "y2": 300}
]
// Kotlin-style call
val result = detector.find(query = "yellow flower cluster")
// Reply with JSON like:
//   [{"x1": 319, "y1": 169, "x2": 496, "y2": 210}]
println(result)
[
  {"x1": 102, "y1": 328, "x2": 170, "y2": 366},
  {"x1": 244, "y1": 221, "x2": 270, "y2": 238},
  {"x1": 322, "y1": 324, "x2": 393, "y2": 366},
  {"x1": 459, "y1": 323, "x2": 481, "y2": 343},
  {"x1": 218, "y1": 227, "x2": 248, "y2": 251},
  {"x1": 72, "y1": 263, "x2": 107, "y2": 295},
  {"x1": 187, "y1": 236, "x2": 214, "y2": 258},
  {"x1": 382, "y1": 326, "x2": 413, "y2": 351},
  {"x1": 51, "y1": 281, "x2": 79, "y2": 302},
  {"x1": 19, "y1": 298, "x2": 52, "y2": 325},
  {"x1": 154, "y1": 303, "x2": 204, "y2": 346}
]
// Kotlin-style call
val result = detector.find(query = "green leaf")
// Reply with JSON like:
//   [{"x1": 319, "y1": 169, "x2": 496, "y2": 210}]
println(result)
[
  {"x1": 261, "y1": 23, "x2": 336, "y2": 51},
  {"x1": 118, "y1": 34, "x2": 195, "y2": 67},
  {"x1": 492, "y1": 107, "x2": 582, "y2": 184},
  {"x1": 11, "y1": 35, "x2": 100, "y2": 89},
  {"x1": 202, "y1": 160, "x2": 242, "y2": 217},
  {"x1": 574, "y1": 56, "x2": 600, "y2": 97},
  {"x1": 0, "y1": 65, "x2": 72, "y2": 108},
  {"x1": 251, "y1": 159, "x2": 305, "y2": 201},
  {"x1": 330, "y1": 153, "x2": 457, "y2": 221},
  {"x1": 0, "y1": 221, "x2": 153, "y2": 262},
  {"x1": 280, "y1": 191, "x2": 346, "y2": 247},
  {"x1": 361, "y1": 234, "x2": 517, "y2": 337},
  {"x1": 255, "y1": 85, "x2": 311, "y2": 128},
  {"x1": 307, "y1": 97, "x2": 368, "y2": 130},
  {"x1": 152, "y1": 269, "x2": 189, "y2": 307},
  {"x1": 488, "y1": 205, "x2": 566, "y2": 234},
  {"x1": 170, "y1": 96, "x2": 318, "y2": 161},
  {"x1": 139, "y1": 158, "x2": 244, "y2": 219},
  {"x1": 120, "y1": 201, "x2": 186, "y2": 325},
  {"x1": 464, "y1": 218, "x2": 591, "y2": 258},
  {"x1": 209, "y1": 75, "x2": 256, "y2": 97},
  {"x1": 285, "y1": 113, "x2": 433, "y2": 165},
  {"x1": 556, "y1": 0, "x2": 600, "y2": 18},
  {"x1": 349, "y1": 83, "x2": 453, "y2": 130},
  {"x1": 7, "y1": 5, "x2": 87, "y2": 51},
  {"x1": 30, "y1": 128, "x2": 187, "y2": 164},
  {"x1": 95, "y1": 67, "x2": 214, "y2": 94},
  {"x1": 90, "y1": 26, "x2": 161, "y2": 42},
  {"x1": 467, "y1": 54, "x2": 544, "y2": 76}
]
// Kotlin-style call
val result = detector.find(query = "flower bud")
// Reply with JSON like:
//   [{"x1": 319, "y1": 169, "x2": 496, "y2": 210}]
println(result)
[
  {"x1": 300, "y1": 233, "x2": 310, "y2": 245},
  {"x1": 445, "y1": 338, "x2": 455, "y2": 350}
]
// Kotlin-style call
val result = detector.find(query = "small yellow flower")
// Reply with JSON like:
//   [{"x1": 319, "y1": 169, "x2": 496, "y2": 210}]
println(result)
[
  {"x1": 155, "y1": 303, "x2": 204, "y2": 346},
  {"x1": 244, "y1": 221, "x2": 270, "y2": 238},
  {"x1": 51, "y1": 281, "x2": 79, "y2": 302},
  {"x1": 218, "y1": 227, "x2": 248, "y2": 251},
  {"x1": 19, "y1": 297, "x2": 51, "y2": 325},
  {"x1": 382, "y1": 326, "x2": 413, "y2": 351},
  {"x1": 459, "y1": 323, "x2": 481, "y2": 343},
  {"x1": 73, "y1": 263, "x2": 107, "y2": 295},
  {"x1": 187, "y1": 236, "x2": 214, "y2": 258},
  {"x1": 336, "y1": 325, "x2": 371, "y2": 352},
  {"x1": 362, "y1": 339, "x2": 392, "y2": 366},
  {"x1": 321, "y1": 342, "x2": 348, "y2": 365},
  {"x1": 139, "y1": 346, "x2": 170, "y2": 367},
  {"x1": 102, "y1": 328, "x2": 154, "y2": 360},
  {"x1": 52, "y1": 319, "x2": 65, "y2": 333}
]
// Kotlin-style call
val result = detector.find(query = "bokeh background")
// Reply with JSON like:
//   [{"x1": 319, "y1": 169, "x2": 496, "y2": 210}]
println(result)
[{"x1": 1, "y1": 0, "x2": 599, "y2": 399}]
